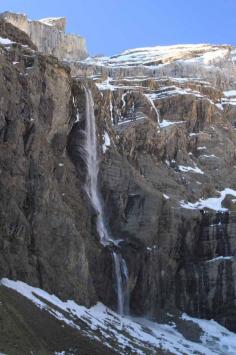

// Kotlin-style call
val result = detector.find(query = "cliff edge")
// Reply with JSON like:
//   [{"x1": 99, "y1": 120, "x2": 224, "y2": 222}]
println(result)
[{"x1": 0, "y1": 11, "x2": 88, "y2": 60}]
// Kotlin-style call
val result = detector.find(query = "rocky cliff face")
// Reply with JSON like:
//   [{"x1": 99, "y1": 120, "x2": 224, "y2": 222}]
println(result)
[
  {"x1": 0, "y1": 36, "x2": 98, "y2": 306},
  {"x1": 0, "y1": 13, "x2": 236, "y2": 353},
  {"x1": 84, "y1": 46, "x2": 236, "y2": 331},
  {"x1": 0, "y1": 12, "x2": 88, "y2": 60}
]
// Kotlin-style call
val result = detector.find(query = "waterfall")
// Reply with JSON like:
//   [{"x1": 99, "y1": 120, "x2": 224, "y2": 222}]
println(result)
[
  {"x1": 83, "y1": 87, "x2": 129, "y2": 314},
  {"x1": 113, "y1": 252, "x2": 129, "y2": 315},
  {"x1": 84, "y1": 87, "x2": 110, "y2": 245}
]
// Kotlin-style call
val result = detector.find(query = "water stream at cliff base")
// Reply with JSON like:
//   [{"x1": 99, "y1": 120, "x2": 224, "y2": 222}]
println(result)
[{"x1": 83, "y1": 87, "x2": 129, "y2": 315}]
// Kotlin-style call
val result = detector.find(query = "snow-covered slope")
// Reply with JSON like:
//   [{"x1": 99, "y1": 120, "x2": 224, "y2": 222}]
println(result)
[
  {"x1": 83, "y1": 44, "x2": 233, "y2": 68},
  {"x1": 1, "y1": 278, "x2": 236, "y2": 355},
  {"x1": 75, "y1": 43, "x2": 236, "y2": 90}
]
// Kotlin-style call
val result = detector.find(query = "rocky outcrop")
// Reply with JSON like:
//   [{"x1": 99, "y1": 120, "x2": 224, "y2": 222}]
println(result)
[
  {"x1": 0, "y1": 17, "x2": 36, "y2": 49},
  {"x1": 0, "y1": 11, "x2": 88, "y2": 60}
]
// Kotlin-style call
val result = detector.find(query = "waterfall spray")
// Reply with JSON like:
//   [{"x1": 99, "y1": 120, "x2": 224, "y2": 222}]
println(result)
[{"x1": 83, "y1": 87, "x2": 129, "y2": 314}]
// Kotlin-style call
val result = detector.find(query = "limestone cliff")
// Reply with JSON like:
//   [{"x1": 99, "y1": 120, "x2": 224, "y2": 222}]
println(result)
[
  {"x1": 0, "y1": 12, "x2": 236, "y2": 355},
  {"x1": 0, "y1": 11, "x2": 88, "y2": 60}
]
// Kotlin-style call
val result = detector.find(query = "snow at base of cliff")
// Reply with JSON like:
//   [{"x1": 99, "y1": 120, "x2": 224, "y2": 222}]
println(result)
[{"x1": 1, "y1": 278, "x2": 236, "y2": 355}]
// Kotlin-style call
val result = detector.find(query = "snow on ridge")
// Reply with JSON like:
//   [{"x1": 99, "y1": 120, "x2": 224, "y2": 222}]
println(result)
[
  {"x1": 38, "y1": 17, "x2": 65, "y2": 27},
  {"x1": 1, "y1": 278, "x2": 236, "y2": 355},
  {"x1": 85, "y1": 44, "x2": 231, "y2": 69},
  {"x1": 95, "y1": 78, "x2": 144, "y2": 92},
  {"x1": 184, "y1": 48, "x2": 229, "y2": 65},
  {"x1": 145, "y1": 86, "x2": 210, "y2": 101},
  {"x1": 180, "y1": 188, "x2": 236, "y2": 211},
  {"x1": 121, "y1": 44, "x2": 217, "y2": 55}
]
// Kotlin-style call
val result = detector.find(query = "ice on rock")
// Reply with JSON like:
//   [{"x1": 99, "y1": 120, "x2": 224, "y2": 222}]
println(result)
[
  {"x1": 144, "y1": 94, "x2": 160, "y2": 124},
  {"x1": 102, "y1": 131, "x2": 111, "y2": 153}
]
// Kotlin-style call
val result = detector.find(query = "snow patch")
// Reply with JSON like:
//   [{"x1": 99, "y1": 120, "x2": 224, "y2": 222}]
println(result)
[
  {"x1": 160, "y1": 120, "x2": 185, "y2": 128},
  {"x1": 0, "y1": 37, "x2": 14, "y2": 45},
  {"x1": 202, "y1": 154, "x2": 218, "y2": 159},
  {"x1": 181, "y1": 313, "x2": 236, "y2": 354},
  {"x1": 121, "y1": 92, "x2": 127, "y2": 108},
  {"x1": 86, "y1": 44, "x2": 230, "y2": 70},
  {"x1": 96, "y1": 77, "x2": 116, "y2": 91},
  {"x1": 39, "y1": 17, "x2": 64, "y2": 27},
  {"x1": 179, "y1": 164, "x2": 204, "y2": 174},
  {"x1": 216, "y1": 103, "x2": 224, "y2": 110},
  {"x1": 180, "y1": 188, "x2": 236, "y2": 211},
  {"x1": 224, "y1": 90, "x2": 236, "y2": 98}
]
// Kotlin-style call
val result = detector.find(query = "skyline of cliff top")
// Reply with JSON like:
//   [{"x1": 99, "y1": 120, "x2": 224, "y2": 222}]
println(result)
[{"x1": 0, "y1": 0, "x2": 235, "y2": 56}]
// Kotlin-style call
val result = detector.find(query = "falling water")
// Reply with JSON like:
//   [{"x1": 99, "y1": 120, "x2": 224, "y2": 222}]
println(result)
[
  {"x1": 84, "y1": 87, "x2": 110, "y2": 245},
  {"x1": 83, "y1": 87, "x2": 129, "y2": 314},
  {"x1": 113, "y1": 252, "x2": 129, "y2": 315}
]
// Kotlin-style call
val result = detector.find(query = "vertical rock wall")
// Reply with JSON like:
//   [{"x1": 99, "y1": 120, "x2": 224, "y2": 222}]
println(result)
[{"x1": 0, "y1": 12, "x2": 88, "y2": 60}]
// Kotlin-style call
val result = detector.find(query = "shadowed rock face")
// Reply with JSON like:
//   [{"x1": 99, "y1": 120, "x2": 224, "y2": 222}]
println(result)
[
  {"x1": 0, "y1": 14, "x2": 236, "y2": 338},
  {"x1": 0, "y1": 31, "x2": 98, "y2": 306}
]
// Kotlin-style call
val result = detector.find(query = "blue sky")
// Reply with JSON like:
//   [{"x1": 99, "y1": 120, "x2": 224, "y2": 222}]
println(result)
[{"x1": 0, "y1": 0, "x2": 235, "y2": 55}]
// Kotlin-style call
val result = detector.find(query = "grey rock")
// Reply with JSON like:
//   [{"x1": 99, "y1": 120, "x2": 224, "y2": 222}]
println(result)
[{"x1": 0, "y1": 11, "x2": 88, "y2": 60}]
